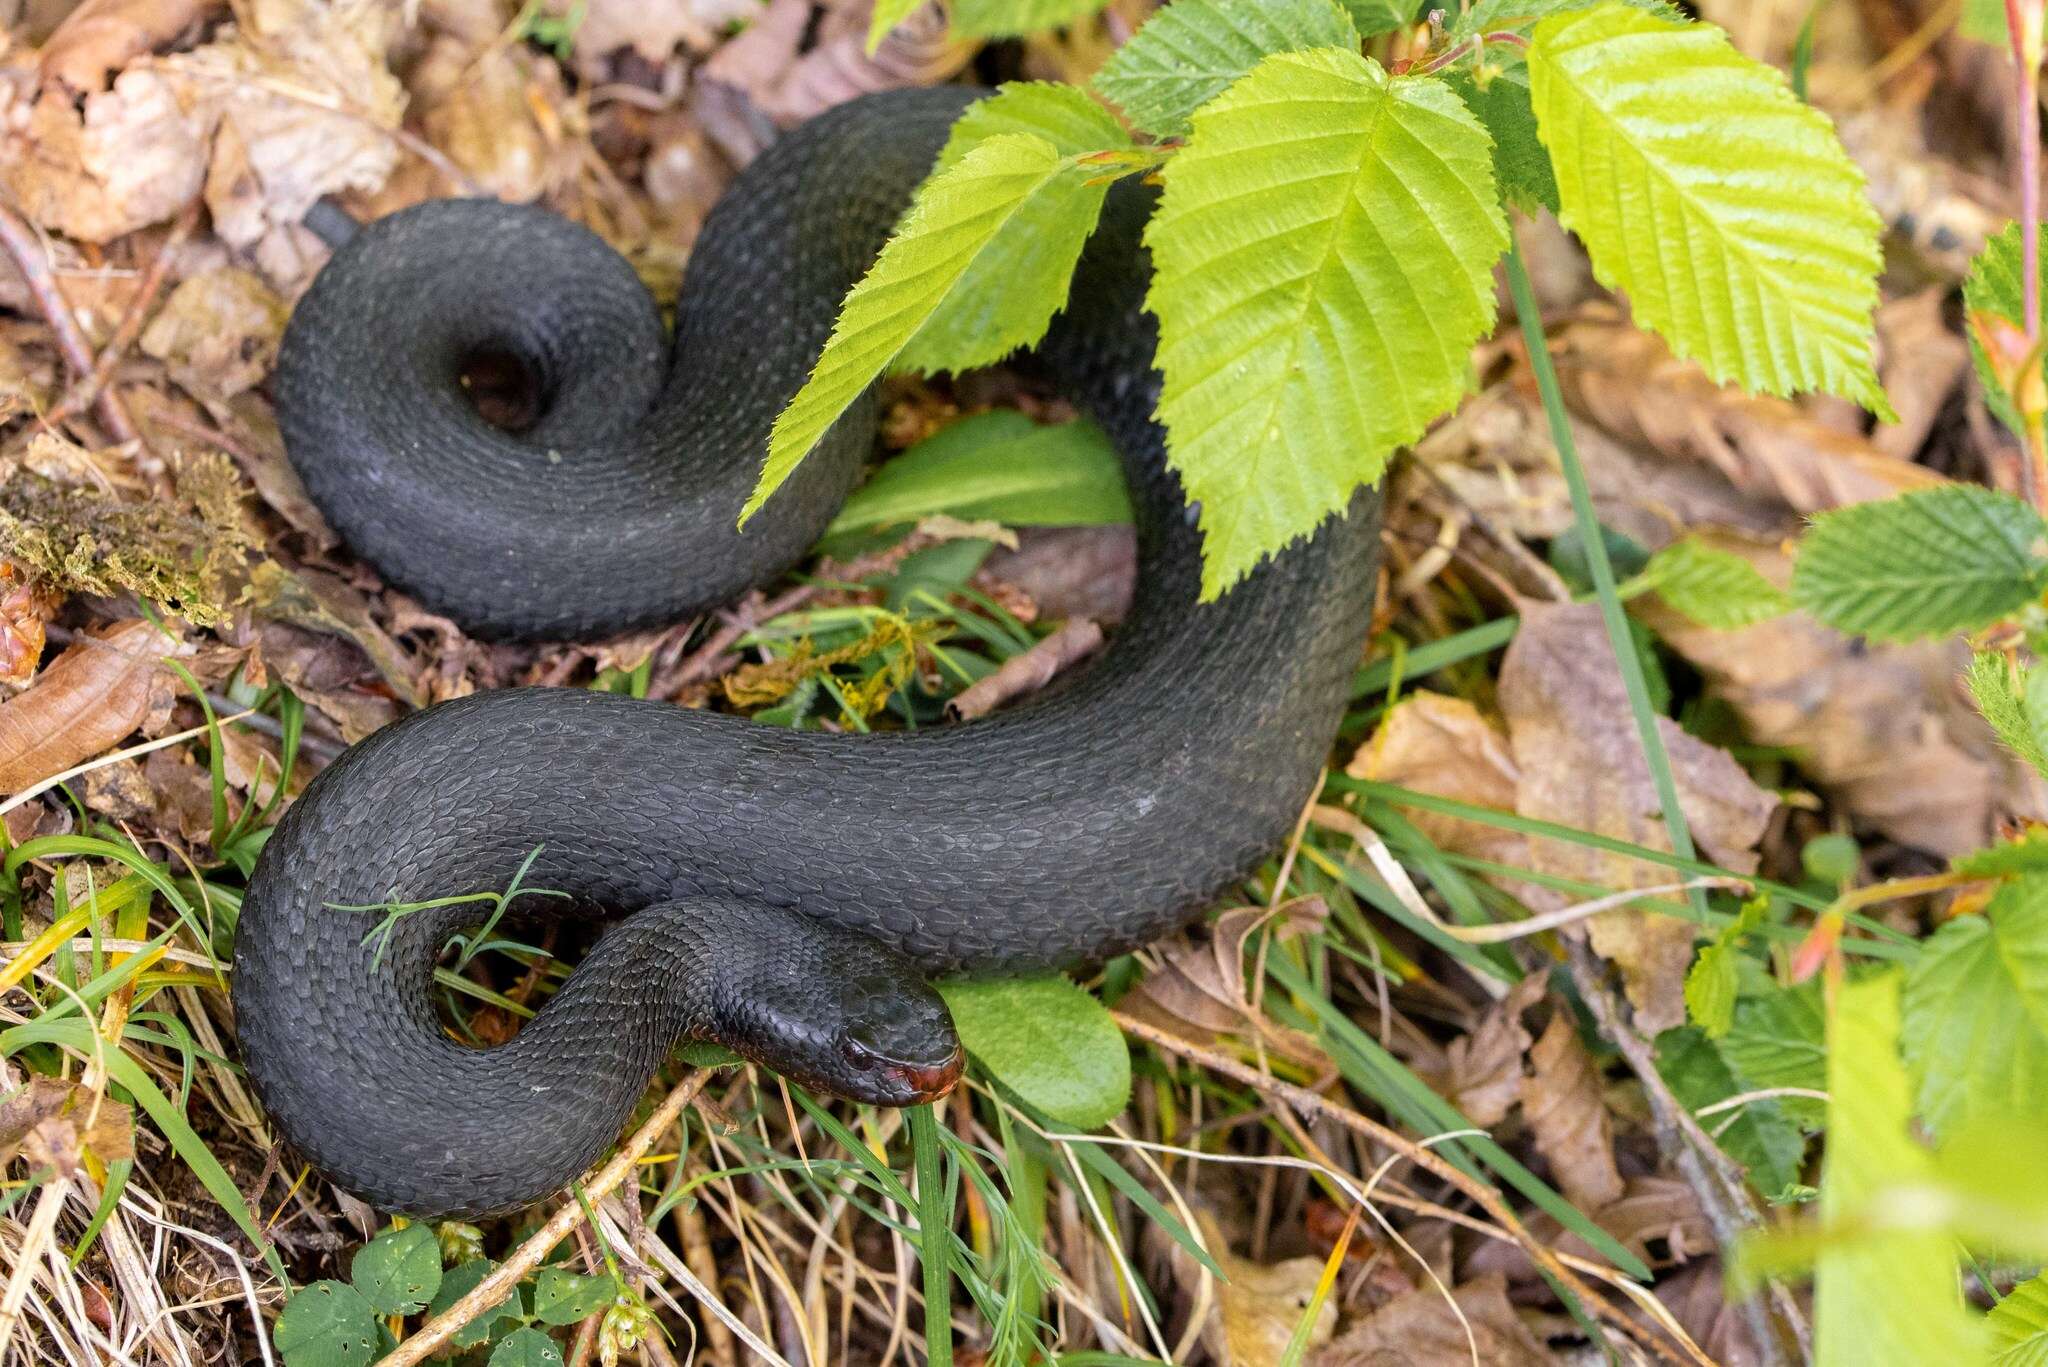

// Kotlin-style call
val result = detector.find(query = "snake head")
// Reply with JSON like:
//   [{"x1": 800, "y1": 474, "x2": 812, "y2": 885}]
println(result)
[{"x1": 709, "y1": 910, "x2": 964, "y2": 1107}]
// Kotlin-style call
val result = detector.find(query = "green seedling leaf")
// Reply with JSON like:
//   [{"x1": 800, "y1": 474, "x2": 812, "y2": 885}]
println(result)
[
  {"x1": 532, "y1": 1267, "x2": 618, "y2": 1326},
  {"x1": 1528, "y1": 3, "x2": 1891, "y2": 416},
  {"x1": 1093, "y1": 0, "x2": 1360, "y2": 136},
  {"x1": 1656, "y1": 1026, "x2": 1806, "y2": 1199},
  {"x1": 1990, "y1": 1270, "x2": 2048, "y2": 1365},
  {"x1": 828, "y1": 411, "x2": 1129, "y2": 539},
  {"x1": 937, "y1": 81, "x2": 1133, "y2": 171},
  {"x1": 1684, "y1": 895, "x2": 1766, "y2": 1037},
  {"x1": 427, "y1": 1259, "x2": 523, "y2": 1349},
  {"x1": 274, "y1": 1281, "x2": 379, "y2": 1367},
  {"x1": 488, "y1": 1327, "x2": 566, "y2": 1367},
  {"x1": 1808, "y1": 974, "x2": 1984, "y2": 1364},
  {"x1": 1146, "y1": 50, "x2": 1506, "y2": 598},
  {"x1": 1792, "y1": 485, "x2": 2048, "y2": 641},
  {"x1": 1720, "y1": 974, "x2": 1828, "y2": 1130},
  {"x1": 1964, "y1": 223, "x2": 2048, "y2": 439},
  {"x1": 1639, "y1": 537, "x2": 1791, "y2": 629},
  {"x1": 350, "y1": 1221, "x2": 442, "y2": 1316},
  {"x1": 953, "y1": 0, "x2": 1113, "y2": 37},
  {"x1": 866, "y1": 0, "x2": 926, "y2": 51},
  {"x1": 939, "y1": 975, "x2": 1130, "y2": 1129},
  {"x1": 1955, "y1": 828, "x2": 2048, "y2": 880},
  {"x1": 1967, "y1": 652, "x2": 2048, "y2": 782},
  {"x1": 1903, "y1": 873, "x2": 2048, "y2": 1137}
]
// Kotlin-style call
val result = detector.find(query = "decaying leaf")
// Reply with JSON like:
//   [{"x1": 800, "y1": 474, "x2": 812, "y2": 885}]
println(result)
[
  {"x1": 0, "y1": 440, "x2": 251, "y2": 625},
  {"x1": 1, "y1": 74, "x2": 211, "y2": 242},
  {"x1": 0, "y1": 1075, "x2": 134, "y2": 1180},
  {"x1": 1310, "y1": 1273, "x2": 1555, "y2": 1367},
  {"x1": 1520, "y1": 1010, "x2": 1625, "y2": 1212},
  {"x1": 1349, "y1": 690, "x2": 1523, "y2": 872},
  {"x1": 1499, "y1": 603, "x2": 1777, "y2": 1033},
  {"x1": 1168, "y1": 1209, "x2": 1338, "y2": 1366},
  {"x1": 138, "y1": 266, "x2": 287, "y2": 404},
  {"x1": 1119, "y1": 897, "x2": 1329, "y2": 1065},
  {"x1": 37, "y1": 0, "x2": 217, "y2": 92},
  {"x1": 244, "y1": 560, "x2": 419, "y2": 710},
  {"x1": 0, "y1": 568, "x2": 55, "y2": 688},
  {"x1": 1408, "y1": 971, "x2": 1545, "y2": 1127},
  {"x1": 0, "y1": 618, "x2": 176, "y2": 794}
]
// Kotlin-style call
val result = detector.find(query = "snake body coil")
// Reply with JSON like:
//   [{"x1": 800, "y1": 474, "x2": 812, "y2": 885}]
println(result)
[{"x1": 232, "y1": 88, "x2": 1381, "y2": 1217}]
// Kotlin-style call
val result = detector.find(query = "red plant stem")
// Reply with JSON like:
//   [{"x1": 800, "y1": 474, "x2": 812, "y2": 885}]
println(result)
[
  {"x1": 2006, "y1": 0, "x2": 2048, "y2": 507},
  {"x1": 0, "y1": 199, "x2": 141, "y2": 446}
]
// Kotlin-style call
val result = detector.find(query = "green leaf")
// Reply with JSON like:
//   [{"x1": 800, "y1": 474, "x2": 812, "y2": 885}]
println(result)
[
  {"x1": 866, "y1": 0, "x2": 926, "y2": 52},
  {"x1": 1527, "y1": 3, "x2": 1890, "y2": 416},
  {"x1": 1720, "y1": 976, "x2": 1828, "y2": 1130},
  {"x1": 1812, "y1": 974, "x2": 1983, "y2": 1366},
  {"x1": 274, "y1": 1281, "x2": 380, "y2": 1367},
  {"x1": 827, "y1": 412, "x2": 1130, "y2": 540},
  {"x1": 1336, "y1": 0, "x2": 1419, "y2": 34},
  {"x1": 1684, "y1": 895, "x2": 1765, "y2": 1037},
  {"x1": 1791, "y1": 485, "x2": 2048, "y2": 640},
  {"x1": 488, "y1": 1327, "x2": 566, "y2": 1367},
  {"x1": 1990, "y1": 1271, "x2": 2048, "y2": 1366},
  {"x1": 1145, "y1": 50, "x2": 1506, "y2": 598},
  {"x1": 1092, "y1": 0, "x2": 1359, "y2": 137},
  {"x1": 902, "y1": 85, "x2": 1135, "y2": 376},
  {"x1": 427, "y1": 1260, "x2": 523, "y2": 1349},
  {"x1": 1657, "y1": 1026, "x2": 1806, "y2": 1198},
  {"x1": 1963, "y1": 0, "x2": 2013, "y2": 44},
  {"x1": 938, "y1": 975, "x2": 1130, "y2": 1129},
  {"x1": 350, "y1": 1221, "x2": 442, "y2": 1316},
  {"x1": 1964, "y1": 223, "x2": 2048, "y2": 439},
  {"x1": 952, "y1": 0, "x2": 1113, "y2": 37},
  {"x1": 531, "y1": 1267, "x2": 618, "y2": 1326},
  {"x1": 1956, "y1": 829, "x2": 2048, "y2": 880},
  {"x1": 1968, "y1": 652, "x2": 2048, "y2": 781},
  {"x1": 751, "y1": 127, "x2": 1124, "y2": 525},
  {"x1": 1902, "y1": 874, "x2": 2048, "y2": 1137},
  {"x1": 1641, "y1": 537, "x2": 1791, "y2": 629}
]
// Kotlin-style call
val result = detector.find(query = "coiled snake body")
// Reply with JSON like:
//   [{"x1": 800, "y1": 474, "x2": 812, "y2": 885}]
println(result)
[{"x1": 232, "y1": 87, "x2": 1381, "y2": 1217}]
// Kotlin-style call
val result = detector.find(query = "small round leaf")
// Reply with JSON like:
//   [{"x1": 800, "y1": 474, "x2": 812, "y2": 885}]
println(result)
[
  {"x1": 489, "y1": 1327, "x2": 567, "y2": 1367},
  {"x1": 938, "y1": 975, "x2": 1129, "y2": 1129},
  {"x1": 274, "y1": 1281, "x2": 379, "y2": 1367},
  {"x1": 350, "y1": 1222, "x2": 442, "y2": 1315},
  {"x1": 426, "y1": 1258, "x2": 523, "y2": 1349},
  {"x1": 531, "y1": 1267, "x2": 618, "y2": 1326}
]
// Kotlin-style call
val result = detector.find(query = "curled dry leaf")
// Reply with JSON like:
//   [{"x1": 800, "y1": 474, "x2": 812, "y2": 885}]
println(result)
[
  {"x1": 1871, "y1": 288, "x2": 1971, "y2": 463},
  {"x1": 138, "y1": 266, "x2": 287, "y2": 404},
  {"x1": 1119, "y1": 897, "x2": 1329, "y2": 1066},
  {"x1": 1520, "y1": 1010, "x2": 1625, "y2": 1212},
  {"x1": 1634, "y1": 535, "x2": 2031, "y2": 855},
  {"x1": 1166, "y1": 1209, "x2": 1338, "y2": 1366},
  {"x1": 0, "y1": 567, "x2": 54, "y2": 688},
  {"x1": 409, "y1": 36, "x2": 559, "y2": 204},
  {"x1": 1309, "y1": 1273, "x2": 1556, "y2": 1367},
  {"x1": 0, "y1": 618, "x2": 176, "y2": 794},
  {"x1": 1, "y1": 73, "x2": 211, "y2": 243},
  {"x1": 1408, "y1": 970, "x2": 1546, "y2": 1127},
  {"x1": 37, "y1": 0, "x2": 217, "y2": 93},
  {"x1": 983, "y1": 526, "x2": 1136, "y2": 625},
  {"x1": 0, "y1": 1075, "x2": 135, "y2": 1181},
  {"x1": 244, "y1": 560, "x2": 420, "y2": 710}
]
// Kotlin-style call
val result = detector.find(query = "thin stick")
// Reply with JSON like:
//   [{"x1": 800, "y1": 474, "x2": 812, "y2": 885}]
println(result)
[
  {"x1": 46, "y1": 199, "x2": 201, "y2": 430},
  {"x1": 0, "y1": 200, "x2": 140, "y2": 444},
  {"x1": 379, "y1": 1069, "x2": 712, "y2": 1367},
  {"x1": 0, "y1": 709, "x2": 258, "y2": 818},
  {"x1": 2004, "y1": 0, "x2": 2048, "y2": 504}
]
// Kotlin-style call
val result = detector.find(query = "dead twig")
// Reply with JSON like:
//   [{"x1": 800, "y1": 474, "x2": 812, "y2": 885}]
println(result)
[
  {"x1": 0, "y1": 199, "x2": 141, "y2": 444},
  {"x1": 380, "y1": 1069, "x2": 713, "y2": 1367},
  {"x1": 945, "y1": 618, "x2": 1102, "y2": 721},
  {"x1": 46, "y1": 199, "x2": 202, "y2": 430}
]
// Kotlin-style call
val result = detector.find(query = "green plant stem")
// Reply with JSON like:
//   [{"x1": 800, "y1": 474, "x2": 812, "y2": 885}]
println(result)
[
  {"x1": 908, "y1": 1104, "x2": 954, "y2": 1367},
  {"x1": 1502, "y1": 240, "x2": 1707, "y2": 927}
]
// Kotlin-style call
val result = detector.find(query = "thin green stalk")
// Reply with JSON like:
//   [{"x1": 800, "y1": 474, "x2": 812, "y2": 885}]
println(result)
[
  {"x1": 1502, "y1": 241, "x2": 1707, "y2": 926},
  {"x1": 908, "y1": 1104, "x2": 954, "y2": 1367}
]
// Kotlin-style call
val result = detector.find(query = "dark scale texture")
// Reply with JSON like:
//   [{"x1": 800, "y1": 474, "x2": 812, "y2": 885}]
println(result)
[{"x1": 233, "y1": 88, "x2": 1384, "y2": 1217}]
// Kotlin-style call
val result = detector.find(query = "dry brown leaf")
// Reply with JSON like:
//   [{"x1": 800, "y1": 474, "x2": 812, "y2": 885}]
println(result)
[
  {"x1": 1120, "y1": 897, "x2": 1330, "y2": 1065},
  {"x1": 246, "y1": 561, "x2": 419, "y2": 709},
  {"x1": 1872, "y1": 288, "x2": 1970, "y2": 462},
  {"x1": 1500, "y1": 602, "x2": 1776, "y2": 1032},
  {"x1": 0, "y1": 1075, "x2": 134, "y2": 1181},
  {"x1": 0, "y1": 569, "x2": 53, "y2": 688},
  {"x1": 1, "y1": 75, "x2": 210, "y2": 242},
  {"x1": 1635, "y1": 536, "x2": 2032, "y2": 855},
  {"x1": 0, "y1": 618, "x2": 175, "y2": 794},
  {"x1": 138, "y1": 266, "x2": 287, "y2": 404},
  {"x1": 37, "y1": 0, "x2": 216, "y2": 92},
  {"x1": 1412, "y1": 971, "x2": 1545, "y2": 1127},
  {"x1": 1467, "y1": 1175, "x2": 1710, "y2": 1283},
  {"x1": 409, "y1": 35, "x2": 560, "y2": 204},
  {"x1": 983, "y1": 526, "x2": 1136, "y2": 625},
  {"x1": 567, "y1": 0, "x2": 747, "y2": 68},
  {"x1": 1310, "y1": 1273, "x2": 1556, "y2": 1367},
  {"x1": 1179, "y1": 1210, "x2": 1337, "y2": 1366},
  {"x1": 1519, "y1": 1010, "x2": 1625, "y2": 1212},
  {"x1": 1348, "y1": 690, "x2": 1522, "y2": 868}
]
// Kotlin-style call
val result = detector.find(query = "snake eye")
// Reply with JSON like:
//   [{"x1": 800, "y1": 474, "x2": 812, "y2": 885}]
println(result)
[{"x1": 839, "y1": 1036, "x2": 879, "y2": 1072}]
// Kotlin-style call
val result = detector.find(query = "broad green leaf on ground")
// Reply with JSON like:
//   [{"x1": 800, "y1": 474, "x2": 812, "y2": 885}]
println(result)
[
  {"x1": 1527, "y1": 3, "x2": 1891, "y2": 416},
  {"x1": 1957, "y1": 830, "x2": 2048, "y2": 880},
  {"x1": 426, "y1": 1260, "x2": 523, "y2": 1350},
  {"x1": 1683, "y1": 896, "x2": 1766, "y2": 1037},
  {"x1": 827, "y1": 411, "x2": 1130, "y2": 539},
  {"x1": 1145, "y1": 50, "x2": 1507, "y2": 598},
  {"x1": 350, "y1": 1221, "x2": 441, "y2": 1315},
  {"x1": 1720, "y1": 974, "x2": 1828, "y2": 1130},
  {"x1": 532, "y1": 1267, "x2": 619, "y2": 1326},
  {"x1": 938, "y1": 975, "x2": 1129, "y2": 1129},
  {"x1": 1093, "y1": 0, "x2": 1359, "y2": 136},
  {"x1": 1811, "y1": 974, "x2": 1983, "y2": 1367},
  {"x1": 488, "y1": 1328, "x2": 566, "y2": 1367},
  {"x1": 1902, "y1": 874, "x2": 2048, "y2": 1137},
  {"x1": 1639, "y1": 537, "x2": 1790, "y2": 629},
  {"x1": 937, "y1": 82, "x2": 1131, "y2": 172},
  {"x1": 1791, "y1": 485, "x2": 2048, "y2": 641},
  {"x1": 1990, "y1": 1271, "x2": 2048, "y2": 1367},
  {"x1": 1967, "y1": 653, "x2": 2048, "y2": 782},
  {"x1": 953, "y1": 0, "x2": 1113, "y2": 37},
  {"x1": 750, "y1": 131, "x2": 1125, "y2": 524},
  {"x1": 1963, "y1": 223, "x2": 2048, "y2": 439},
  {"x1": 274, "y1": 1282, "x2": 379, "y2": 1367},
  {"x1": 1657, "y1": 1026, "x2": 1806, "y2": 1198},
  {"x1": 866, "y1": 0, "x2": 926, "y2": 52}
]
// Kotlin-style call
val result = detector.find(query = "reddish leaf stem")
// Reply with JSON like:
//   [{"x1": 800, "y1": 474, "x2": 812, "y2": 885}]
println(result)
[{"x1": 2007, "y1": 0, "x2": 2048, "y2": 506}]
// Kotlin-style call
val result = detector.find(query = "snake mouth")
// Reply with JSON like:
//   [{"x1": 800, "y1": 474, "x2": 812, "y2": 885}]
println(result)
[{"x1": 882, "y1": 1046, "x2": 965, "y2": 1103}]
